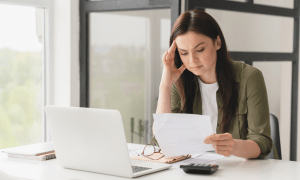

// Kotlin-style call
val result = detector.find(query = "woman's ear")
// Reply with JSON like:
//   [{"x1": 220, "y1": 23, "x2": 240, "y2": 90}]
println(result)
[{"x1": 215, "y1": 35, "x2": 221, "y2": 50}]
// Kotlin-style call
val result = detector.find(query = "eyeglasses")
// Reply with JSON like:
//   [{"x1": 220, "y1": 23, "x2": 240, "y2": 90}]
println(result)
[
  {"x1": 129, "y1": 142, "x2": 190, "y2": 161},
  {"x1": 141, "y1": 144, "x2": 165, "y2": 160}
]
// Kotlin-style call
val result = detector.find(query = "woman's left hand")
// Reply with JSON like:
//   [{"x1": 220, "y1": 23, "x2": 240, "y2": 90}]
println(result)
[{"x1": 204, "y1": 133, "x2": 236, "y2": 157}]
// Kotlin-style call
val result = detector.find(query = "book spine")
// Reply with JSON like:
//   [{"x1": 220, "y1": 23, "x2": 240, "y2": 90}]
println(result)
[
  {"x1": 43, "y1": 153, "x2": 56, "y2": 161},
  {"x1": 8, "y1": 152, "x2": 56, "y2": 161}
]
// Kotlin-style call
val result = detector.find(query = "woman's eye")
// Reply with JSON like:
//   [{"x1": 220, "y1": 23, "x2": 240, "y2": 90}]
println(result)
[
  {"x1": 197, "y1": 48, "x2": 204, "y2": 52},
  {"x1": 181, "y1": 49, "x2": 204, "y2": 56}
]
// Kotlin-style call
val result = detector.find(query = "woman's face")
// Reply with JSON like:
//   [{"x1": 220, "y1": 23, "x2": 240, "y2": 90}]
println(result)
[{"x1": 175, "y1": 31, "x2": 221, "y2": 80}]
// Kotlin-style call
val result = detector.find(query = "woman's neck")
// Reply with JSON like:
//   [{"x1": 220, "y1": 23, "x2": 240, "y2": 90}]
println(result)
[{"x1": 198, "y1": 74, "x2": 217, "y2": 84}]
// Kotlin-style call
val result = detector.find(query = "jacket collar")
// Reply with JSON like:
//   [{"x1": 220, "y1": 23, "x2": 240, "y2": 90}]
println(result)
[{"x1": 191, "y1": 68, "x2": 241, "y2": 83}]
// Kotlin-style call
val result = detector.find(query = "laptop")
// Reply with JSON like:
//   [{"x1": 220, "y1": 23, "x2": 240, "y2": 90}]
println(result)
[{"x1": 45, "y1": 106, "x2": 171, "y2": 178}]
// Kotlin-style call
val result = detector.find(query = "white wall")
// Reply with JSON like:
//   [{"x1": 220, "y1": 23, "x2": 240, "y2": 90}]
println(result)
[
  {"x1": 203, "y1": 2, "x2": 294, "y2": 161},
  {"x1": 52, "y1": 0, "x2": 79, "y2": 107},
  {"x1": 70, "y1": 0, "x2": 80, "y2": 107}
]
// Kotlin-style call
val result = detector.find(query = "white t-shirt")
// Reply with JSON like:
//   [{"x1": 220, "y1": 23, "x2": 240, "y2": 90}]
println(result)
[{"x1": 198, "y1": 77, "x2": 219, "y2": 134}]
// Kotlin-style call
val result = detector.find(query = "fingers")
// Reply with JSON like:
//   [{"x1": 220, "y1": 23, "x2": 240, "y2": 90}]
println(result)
[
  {"x1": 162, "y1": 51, "x2": 168, "y2": 63},
  {"x1": 178, "y1": 64, "x2": 186, "y2": 74},
  {"x1": 204, "y1": 133, "x2": 232, "y2": 143},
  {"x1": 213, "y1": 133, "x2": 231, "y2": 141},
  {"x1": 213, "y1": 145, "x2": 228, "y2": 151},
  {"x1": 204, "y1": 134, "x2": 215, "y2": 143},
  {"x1": 166, "y1": 41, "x2": 177, "y2": 61},
  {"x1": 169, "y1": 41, "x2": 177, "y2": 55},
  {"x1": 204, "y1": 133, "x2": 235, "y2": 157},
  {"x1": 215, "y1": 150, "x2": 231, "y2": 157},
  {"x1": 210, "y1": 139, "x2": 234, "y2": 157},
  {"x1": 211, "y1": 140, "x2": 230, "y2": 146},
  {"x1": 162, "y1": 51, "x2": 173, "y2": 67}
]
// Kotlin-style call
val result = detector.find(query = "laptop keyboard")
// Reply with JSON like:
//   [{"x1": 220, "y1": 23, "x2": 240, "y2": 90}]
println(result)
[{"x1": 132, "y1": 166, "x2": 152, "y2": 173}]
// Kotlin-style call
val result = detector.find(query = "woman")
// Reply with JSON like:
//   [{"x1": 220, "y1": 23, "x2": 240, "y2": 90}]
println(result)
[{"x1": 154, "y1": 9, "x2": 278, "y2": 159}]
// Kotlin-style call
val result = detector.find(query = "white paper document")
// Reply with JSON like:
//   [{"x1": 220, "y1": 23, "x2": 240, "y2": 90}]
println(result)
[
  {"x1": 172, "y1": 152, "x2": 226, "y2": 167},
  {"x1": 181, "y1": 152, "x2": 226, "y2": 165},
  {"x1": 154, "y1": 113, "x2": 215, "y2": 158}
]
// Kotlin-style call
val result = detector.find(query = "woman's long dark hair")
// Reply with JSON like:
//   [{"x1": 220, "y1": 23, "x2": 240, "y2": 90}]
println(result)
[{"x1": 170, "y1": 9, "x2": 238, "y2": 133}]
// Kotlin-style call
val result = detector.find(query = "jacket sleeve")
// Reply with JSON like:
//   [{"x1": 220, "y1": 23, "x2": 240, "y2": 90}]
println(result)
[
  {"x1": 246, "y1": 68, "x2": 273, "y2": 159},
  {"x1": 171, "y1": 83, "x2": 182, "y2": 113}
]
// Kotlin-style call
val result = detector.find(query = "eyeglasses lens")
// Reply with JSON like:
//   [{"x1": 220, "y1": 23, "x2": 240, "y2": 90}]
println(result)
[{"x1": 144, "y1": 145, "x2": 155, "y2": 156}]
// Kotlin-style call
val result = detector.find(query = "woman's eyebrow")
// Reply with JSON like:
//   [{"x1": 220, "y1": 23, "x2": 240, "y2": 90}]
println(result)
[{"x1": 177, "y1": 42, "x2": 205, "y2": 51}]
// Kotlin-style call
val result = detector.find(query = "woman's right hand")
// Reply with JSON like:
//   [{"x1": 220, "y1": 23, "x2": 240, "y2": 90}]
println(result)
[{"x1": 160, "y1": 41, "x2": 186, "y2": 88}]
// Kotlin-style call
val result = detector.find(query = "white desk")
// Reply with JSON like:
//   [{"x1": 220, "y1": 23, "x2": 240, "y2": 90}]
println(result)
[{"x1": 0, "y1": 144, "x2": 300, "y2": 180}]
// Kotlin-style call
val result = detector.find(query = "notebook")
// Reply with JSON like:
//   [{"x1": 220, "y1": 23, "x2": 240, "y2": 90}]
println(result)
[
  {"x1": 7, "y1": 152, "x2": 56, "y2": 161},
  {"x1": 2, "y1": 142, "x2": 56, "y2": 161}
]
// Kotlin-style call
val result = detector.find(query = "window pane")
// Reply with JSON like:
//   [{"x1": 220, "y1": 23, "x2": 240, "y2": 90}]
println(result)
[
  {"x1": 206, "y1": 9, "x2": 293, "y2": 52},
  {"x1": 89, "y1": 9, "x2": 170, "y2": 144},
  {"x1": 254, "y1": 0, "x2": 293, "y2": 9},
  {"x1": 0, "y1": 4, "x2": 44, "y2": 149}
]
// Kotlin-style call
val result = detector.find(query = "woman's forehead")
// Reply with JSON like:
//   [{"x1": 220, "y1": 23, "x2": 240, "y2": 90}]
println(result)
[{"x1": 175, "y1": 32, "x2": 212, "y2": 50}]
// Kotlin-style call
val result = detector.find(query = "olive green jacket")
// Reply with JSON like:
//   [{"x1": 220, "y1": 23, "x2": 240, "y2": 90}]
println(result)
[{"x1": 153, "y1": 60, "x2": 278, "y2": 159}]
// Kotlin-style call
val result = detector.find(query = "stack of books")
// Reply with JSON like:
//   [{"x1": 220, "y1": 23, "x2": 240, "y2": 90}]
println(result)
[{"x1": 2, "y1": 142, "x2": 56, "y2": 161}]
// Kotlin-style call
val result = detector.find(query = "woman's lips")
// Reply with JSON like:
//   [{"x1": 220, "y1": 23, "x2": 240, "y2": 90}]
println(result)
[{"x1": 191, "y1": 65, "x2": 202, "y2": 69}]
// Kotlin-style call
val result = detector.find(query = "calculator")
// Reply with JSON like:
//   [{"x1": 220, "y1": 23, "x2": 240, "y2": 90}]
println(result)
[{"x1": 180, "y1": 163, "x2": 219, "y2": 174}]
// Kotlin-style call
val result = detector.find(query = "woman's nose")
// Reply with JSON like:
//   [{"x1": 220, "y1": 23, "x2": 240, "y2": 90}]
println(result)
[{"x1": 189, "y1": 53, "x2": 199, "y2": 66}]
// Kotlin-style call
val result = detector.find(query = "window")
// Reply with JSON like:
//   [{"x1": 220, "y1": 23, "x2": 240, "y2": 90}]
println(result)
[
  {"x1": 89, "y1": 9, "x2": 171, "y2": 144},
  {"x1": 80, "y1": 0, "x2": 180, "y2": 144},
  {"x1": 0, "y1": 0, "x2": 51, "y2": 149}
]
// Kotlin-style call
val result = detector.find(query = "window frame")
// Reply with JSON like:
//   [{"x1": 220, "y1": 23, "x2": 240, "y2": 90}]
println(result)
[
  {"x1": 0, "y1": 0, "x2": 53, "y2": 142},
  {"x1": 80, "y1": 0, "x2": 181, "y2": 107}
]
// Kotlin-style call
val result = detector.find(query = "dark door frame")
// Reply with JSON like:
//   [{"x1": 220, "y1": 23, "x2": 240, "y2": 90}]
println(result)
[
  {"x1": 186, "y1": 0, "x2": 299, "y2": 161},
  {"x1": 79, "y1": 0, "x2": 181, "y2": 108}
]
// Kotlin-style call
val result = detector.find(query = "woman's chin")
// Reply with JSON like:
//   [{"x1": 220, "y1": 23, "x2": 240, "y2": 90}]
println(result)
[{"x1": 188, "y1": 69, "x2": 203, "y2": 76}]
